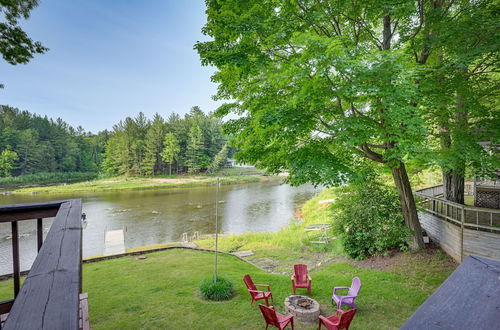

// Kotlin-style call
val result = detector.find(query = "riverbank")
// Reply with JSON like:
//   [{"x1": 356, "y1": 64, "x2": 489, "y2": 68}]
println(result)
[
  {"x1": 195, "y1": 188, "x2": 342, "y2": 273},
  {"x1": 8, "y1": 174, "x2": 267, "y2": 194}
]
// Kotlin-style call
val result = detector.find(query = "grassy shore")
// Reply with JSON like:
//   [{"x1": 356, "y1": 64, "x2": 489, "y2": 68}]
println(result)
[
  {"x1": 0, "y1": 172, "x2": 99, "y2": 189},
  {"x1": 10, "y1": 173, "x2": 266, "y2": 194},
  {"x1": 195, "y1": 188, "x2": 341, "y2": 273}
]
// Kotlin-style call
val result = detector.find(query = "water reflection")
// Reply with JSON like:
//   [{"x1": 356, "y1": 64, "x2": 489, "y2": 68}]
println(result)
[{"x1": 0, "y1": 178, "x2": 319, "y2": 274}]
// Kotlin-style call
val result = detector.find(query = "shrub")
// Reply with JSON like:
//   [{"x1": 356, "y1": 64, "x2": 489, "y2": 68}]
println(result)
[
  {"x1": 0, "y1": 172, "x2": 98, "y2": 188},
  {"x1": 199, "y1": 277, "x2": 234, "y2": 301},
  {"x1": 332, "y1": 179, "x2": 411, "y2": 260}
]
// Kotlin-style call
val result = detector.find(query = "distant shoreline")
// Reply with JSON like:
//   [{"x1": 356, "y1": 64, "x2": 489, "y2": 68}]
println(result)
[{"x1": 4, "y1": 174, "x2": 273, "y2": 195}]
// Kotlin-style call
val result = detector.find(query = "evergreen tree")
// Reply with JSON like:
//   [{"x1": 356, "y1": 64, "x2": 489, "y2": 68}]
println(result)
[
  {"x1": 186, "y1": 124, "x2": 205, "y2": 174},
  {"x1": 161, "y1": 132, "x2": 180, "y2": 175},
  {"x1": 209, "y1": 144, "x2": 228, "y2": 173},
  {"x1": 143, "y1": 114, "x2": 166, "y2": 175}
]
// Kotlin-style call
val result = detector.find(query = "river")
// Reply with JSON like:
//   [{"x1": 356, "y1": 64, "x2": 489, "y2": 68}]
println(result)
[{"x1": 0, "y1": 178, "x2": 319, "y2": 275}]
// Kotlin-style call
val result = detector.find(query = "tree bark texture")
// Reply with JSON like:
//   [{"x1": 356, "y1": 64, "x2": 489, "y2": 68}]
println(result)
[
  {"x1": 443, "y1": 170, "x2": 465, "y2": 204},
  {"x1": 391, "y1": 161, "x2": 426, "y2": 249}
]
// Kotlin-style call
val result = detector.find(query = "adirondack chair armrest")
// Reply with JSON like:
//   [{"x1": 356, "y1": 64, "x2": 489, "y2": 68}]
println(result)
[
  {"x1": 248, "y1": 289, "x2": 264, "y2": 294},
  {"x1": 307, "y1": 275, "x2": 312, "y2": 282},
  {"x1": 338, "y1": 295, "x2": 357, "y2": 303},
  {"x1": 333, "y1": 286, "x2": 350, "y2": 294},
  {"x1": 255, "y1": 284, "x2": 271, "y2": 291},
  {"x1": 319, "y1": 315, "x2": 338, "y2": 327}
]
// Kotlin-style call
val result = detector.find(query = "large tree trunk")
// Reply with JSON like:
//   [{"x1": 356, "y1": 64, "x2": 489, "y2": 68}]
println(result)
[
  {"x1": 440, "y1": 72, "x2": 468, "y2": 205},
  {"x1": 391, "y1": 161, "x2": 425, "y2": 250},
  {"x1": 443, "y1": 170, "x2": 465, "y2": 204}
]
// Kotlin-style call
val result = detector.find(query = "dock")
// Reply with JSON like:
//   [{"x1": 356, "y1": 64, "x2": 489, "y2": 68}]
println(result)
[{"x1": 104, "y1": 229, "x2": 125, "y2": 256}]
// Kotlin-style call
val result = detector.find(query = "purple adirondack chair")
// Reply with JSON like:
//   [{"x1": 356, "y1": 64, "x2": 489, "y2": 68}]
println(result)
[{"x1": 332, "y1": 277, "x2": 361, "y2": 310}]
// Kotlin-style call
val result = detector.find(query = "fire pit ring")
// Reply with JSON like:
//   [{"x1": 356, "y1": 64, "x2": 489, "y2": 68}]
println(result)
[{"x1": 284, "y1": 295, "x2": 320, "y2": 324}]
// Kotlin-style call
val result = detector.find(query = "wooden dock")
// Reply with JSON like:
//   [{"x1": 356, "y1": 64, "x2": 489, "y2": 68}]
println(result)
[{"x1": 104, "y1": 229, "x2": 125, "y2": 256}]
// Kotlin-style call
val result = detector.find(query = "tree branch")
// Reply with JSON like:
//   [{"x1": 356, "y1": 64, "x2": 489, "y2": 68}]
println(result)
[{"x1": 359, "y1": 144, "x2": 386, "y2": 163}]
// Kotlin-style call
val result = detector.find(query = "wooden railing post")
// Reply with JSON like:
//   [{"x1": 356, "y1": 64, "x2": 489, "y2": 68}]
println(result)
[
  {"x1": 461, "y1": 207, "x2": 465, "y2": 262},
  {"x1": 37, "y1": 218, "x2": 43, "y2": 251},
  {"x1": 11, "y1": 221, "x2": 20, "y2": 297}
]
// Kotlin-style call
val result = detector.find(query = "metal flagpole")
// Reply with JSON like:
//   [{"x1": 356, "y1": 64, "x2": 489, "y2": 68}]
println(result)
[{"x1": 214, "y1": 177, "x2": 220, "y2": 283}]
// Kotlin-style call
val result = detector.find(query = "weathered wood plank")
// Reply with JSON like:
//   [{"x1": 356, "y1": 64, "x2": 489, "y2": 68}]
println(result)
[
  {"x1": 420, "y1": 211, "x2": 500, "y2": 263},
  {"x1": 0, "y1": 201, "x2": 63, "y2": 223},
  {"x1": 464, "y1": 228, "x2": 500, "y2": 260},
  {"x1": 0, "y1": 300, "x2": 14, "y2": 315},
  {"x1": 37, "y1": 218, "x2": 43, "y2": 252},
  {"x1": 3, "y1": 199, "x2": 82, "y2": 330},
  {"x1": 79, "y1": 293, "x2": 89, "y2": 330},
  {"x1": 11, "y1": 222, "x2": 20, "y2": 297},
  {"x1": 419, "y1": 212, "x2": 462, "y2": 262}
]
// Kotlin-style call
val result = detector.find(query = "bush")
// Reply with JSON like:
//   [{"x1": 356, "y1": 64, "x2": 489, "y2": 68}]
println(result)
[
  {"x1": 199, "y1": 277, "x2": 234, "y2": 301},
  {"x1": 332, "y1": 179, "x2": 411, "y2": 260},
  {"x1": 0, "y1": 172, "x2": 99, "y2": 188}
]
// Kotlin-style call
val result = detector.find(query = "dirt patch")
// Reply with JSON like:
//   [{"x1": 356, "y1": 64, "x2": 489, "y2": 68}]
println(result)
[
  {"x1": 240, "y1": 244, "x2": 456, "y2": 275},
  {"x1": 150, "y1": 178, "x2": 201, "y2": 184},
  {"x1": 100, "y1": 180, "x2": 120, "y2": 184},
  {"x1": 246, "y1": 253, "x2": 341, "y2": 275},
  {"x1": 346, "y1": 252, "x2": 407, "y2": 271},
  {"x1": 346, "y1": 244, "x2": 457, "y2": 272}
]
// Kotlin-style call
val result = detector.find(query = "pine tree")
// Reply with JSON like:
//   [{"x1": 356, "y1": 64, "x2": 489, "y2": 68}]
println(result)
[
  {"x1": 186, "y1": 125, "x2": 204, "y2": 174},
  {"x1": 161, "y1": 132, "x2": 180, "y2": 176},
  {"x1": 143, "y1": 114, "x2": 166, "y2": 175},
  {"x1": 209, "y1": 144, "x2": 228, "y2": 173}
]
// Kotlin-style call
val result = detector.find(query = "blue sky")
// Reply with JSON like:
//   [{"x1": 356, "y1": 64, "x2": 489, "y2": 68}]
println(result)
[{"x1": 0, "y1": 0, "x2": 220, "y2": 133}]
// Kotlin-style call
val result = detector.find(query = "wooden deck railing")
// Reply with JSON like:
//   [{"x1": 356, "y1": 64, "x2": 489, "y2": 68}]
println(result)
[
  {"x1": 415, "y1": 184, "x2": 500, "y2": 232},
  {"x1": 0, "y1": 200, "x2": 84, "y2": 330},
  {"x1": 414, "y1": 185, "x2": 500, "y2": 262}
]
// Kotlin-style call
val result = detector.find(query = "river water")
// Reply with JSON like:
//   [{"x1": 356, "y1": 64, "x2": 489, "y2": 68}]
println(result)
[{"x1": 0, "y1": 178, "x2": 319, "y2": 275}]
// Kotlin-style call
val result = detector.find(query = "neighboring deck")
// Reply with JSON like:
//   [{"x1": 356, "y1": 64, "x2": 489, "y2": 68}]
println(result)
[{"x1": 415, "y1": 184, "x2": 500, "y2": 262}]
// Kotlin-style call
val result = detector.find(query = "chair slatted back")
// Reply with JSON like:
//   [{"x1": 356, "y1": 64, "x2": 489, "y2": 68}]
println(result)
[
  {"x1": 259, "y1": 304, "x2": 280, "y2": 326},
  {"x1": 348, "y1": 277, "x2": 361, "y2": 297},
  {"x1": 243, "y1": 274, "x2": 257, "y2": 292},
  {"x1": 294, "y1": 264, "x2": 308, "y2": 284},
  {"x1": 338, "y1": 309, "x2": 357, "y2": 329}
]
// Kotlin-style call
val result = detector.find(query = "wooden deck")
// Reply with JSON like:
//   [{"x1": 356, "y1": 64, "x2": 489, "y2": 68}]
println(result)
[
  {"x1": 0, "y1": 200, "x2": 85, "y2": 329},
  {"x1": 1, "y1": 294, "x2": 89, "y2": 330}
]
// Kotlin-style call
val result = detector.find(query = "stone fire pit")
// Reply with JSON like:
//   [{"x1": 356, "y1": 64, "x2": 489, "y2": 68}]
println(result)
[{"x1": 284, "y1": 295, "x2": 320, "y2": 324}]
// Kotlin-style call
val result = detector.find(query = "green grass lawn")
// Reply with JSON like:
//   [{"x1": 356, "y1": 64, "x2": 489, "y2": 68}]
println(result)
[
  {"x1": 0, "y1": 248, "x2": 454, "y2": 329},
  {"x1": 82, "y1": 249, "x2": 452, "y2": 329}
]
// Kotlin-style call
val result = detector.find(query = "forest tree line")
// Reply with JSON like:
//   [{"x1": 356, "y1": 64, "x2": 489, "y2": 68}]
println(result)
[{"x1": 0, "y1": 105, "x2": 231, "y2": 178}]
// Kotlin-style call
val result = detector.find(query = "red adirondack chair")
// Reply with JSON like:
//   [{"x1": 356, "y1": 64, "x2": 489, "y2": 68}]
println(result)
[
  {"x1": 318, "y1": 309, "x2": 357, "y2": 330},
  {"x1": 291, "y1": 264, "x2": 312, "y2": 295},
  {"x1": 243, "y1": 274, "x2": 273, "y2": 305},
  {"x1": 258, "y1": 304, "x2": 294, "y2": 330}
]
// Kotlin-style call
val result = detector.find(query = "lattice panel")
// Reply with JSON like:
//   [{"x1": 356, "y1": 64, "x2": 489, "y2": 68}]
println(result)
[{"x1": 475, "y1": 190, "x2": 500, "y2": 209}]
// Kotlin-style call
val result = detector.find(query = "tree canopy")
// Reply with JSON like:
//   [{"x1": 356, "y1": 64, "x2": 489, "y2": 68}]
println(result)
[
  {"x1": 196, "y1": 0, "x2": 499, "y2": 248},
  {"x1": 0, "y1": 105, "x2": 228, "y2": 178},
  {"x1": 0, "y1": 0, "x2": 47, "y2": 88}
]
